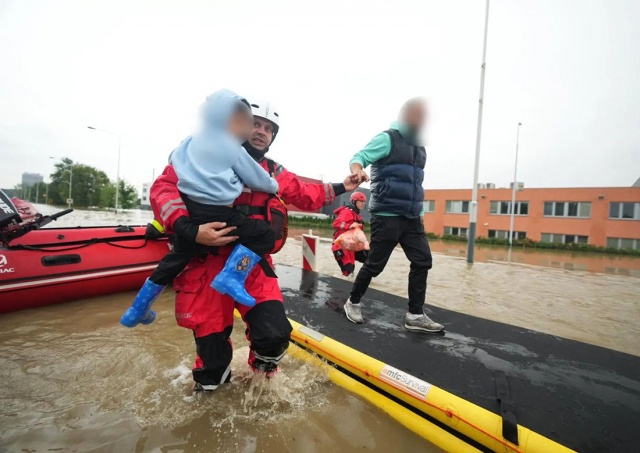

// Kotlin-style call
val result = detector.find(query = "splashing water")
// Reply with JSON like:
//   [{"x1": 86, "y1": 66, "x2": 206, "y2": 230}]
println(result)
[{"x1": 0, "y1": 208, "x2": 442, "y2": 452}]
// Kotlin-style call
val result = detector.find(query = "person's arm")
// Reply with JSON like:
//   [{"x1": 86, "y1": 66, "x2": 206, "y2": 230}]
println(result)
[
  {"x1": 349, "y1": 132, "x2": 392, "y2": 181},
  {"x1": 150, "y1": 165, "x2": 188, "y2": 234},
  {"x1": 275, "y1": 163, "x2": 348, "y2": 210},
  {"x1": 150, "y1": 164, "x2": 238, "y2": 246},
  {"x1": 232, "y1": 149, "x2": 279, "y2": 194}
]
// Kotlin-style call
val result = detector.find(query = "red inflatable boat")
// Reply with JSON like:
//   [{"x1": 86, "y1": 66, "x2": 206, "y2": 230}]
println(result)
[{"x1": 0, "y1": 193, "x2": 170, "y2": 313}]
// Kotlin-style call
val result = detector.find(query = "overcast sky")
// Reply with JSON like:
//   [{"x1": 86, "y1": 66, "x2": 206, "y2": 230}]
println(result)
[{"x1": 0, "y1": 0, "x2": 638, "y2": 193}]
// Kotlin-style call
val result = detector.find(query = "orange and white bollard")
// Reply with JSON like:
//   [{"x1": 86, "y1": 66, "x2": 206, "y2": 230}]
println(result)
[{"x1": 302, "y1": 229, "x2": 318, "y2": 271}]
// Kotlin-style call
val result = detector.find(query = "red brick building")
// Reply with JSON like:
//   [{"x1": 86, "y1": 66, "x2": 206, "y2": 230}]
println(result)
[{"x1": 423, "y1": 186, "x2": 640, "y2": 249}]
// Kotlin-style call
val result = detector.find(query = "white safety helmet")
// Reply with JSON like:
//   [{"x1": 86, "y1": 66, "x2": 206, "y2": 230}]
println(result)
[{"x1": 249, "y1": 99, "x2": 280, "y2": 141}]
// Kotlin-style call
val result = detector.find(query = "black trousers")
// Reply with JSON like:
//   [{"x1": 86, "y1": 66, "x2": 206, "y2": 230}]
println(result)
[
  {"x1": 192, "y1": 301, "x2": 292, "y2": 386},
  {"x1": 350, "y1": 215, "x2": 433, "y2": 314},
  {"x1": 333, "y1": 249, "x2": 368, "y2": 275},
  {"x1": 150, "y1": 197, "x2": 275, "y2": 286}
]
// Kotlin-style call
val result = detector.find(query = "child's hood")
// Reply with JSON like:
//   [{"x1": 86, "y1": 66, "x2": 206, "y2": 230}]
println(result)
[
  {"x1": 201, "y1": 89, "x2": 249, "y2": 130},
  {"x1": 168, "y1": 89, "x2": 248, "y2": 167}
]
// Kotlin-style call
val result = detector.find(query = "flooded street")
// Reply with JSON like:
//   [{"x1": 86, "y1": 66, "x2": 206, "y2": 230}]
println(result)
[
  {"x1": 278, "y1": 227, "x2": 640, "y2": 356},
  {"x1": 1, "y1": 206, "x2": 639, "y2": 452},
  {"x1": 1, "y1": 207, "x2": 438, "y2": 453},
  {"x1": 2, "y1": 0, "x2": 638, "y2": 450},
  {"x1": 0, "y1": 293, "x2": 437, "y2": 453}
]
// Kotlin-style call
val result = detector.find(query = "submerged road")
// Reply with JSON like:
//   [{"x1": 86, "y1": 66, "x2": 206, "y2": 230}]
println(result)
[
  {"x1": 277, "y1": 264, "x2": 640, "y2": 453},
  {"x1": 0, "y1": 290, "x2": 438, "y2": 452}
]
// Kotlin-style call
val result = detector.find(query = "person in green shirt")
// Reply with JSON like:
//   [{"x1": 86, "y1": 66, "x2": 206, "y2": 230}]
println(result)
[{"x1": 344, "y1": 98, "x2": 444, "y2": 333}]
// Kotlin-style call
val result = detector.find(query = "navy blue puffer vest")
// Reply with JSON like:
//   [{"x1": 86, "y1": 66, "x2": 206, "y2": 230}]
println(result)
[{"x1": 369, "y1": 129, "x2": 426, "y2": 218}]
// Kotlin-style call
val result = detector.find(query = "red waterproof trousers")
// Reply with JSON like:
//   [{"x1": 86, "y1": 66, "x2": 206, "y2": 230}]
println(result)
[
  {"x1": 151, "y1": 161, "x2": 339, "y2": 385},
  {"x1": 331, "y1": 205, "x2": 366, "y2": 276}
]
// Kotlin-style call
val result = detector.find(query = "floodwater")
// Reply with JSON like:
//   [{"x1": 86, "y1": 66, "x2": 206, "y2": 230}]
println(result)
[
  {"x1": 0, "y1": 207, "x2": 439, "y2": 453},
  {"x1": 429, "y1": 238, "x2": 640, "y2": 278},
  {"x1": 0, "y1": 296, "x2": 437, "y2": 453},
  {"x1": 280, "y1": 227, "x2": 640, "y2": 357},
  {"x1": 2, "y1": 206, "x2": 639, "y2": 452}
]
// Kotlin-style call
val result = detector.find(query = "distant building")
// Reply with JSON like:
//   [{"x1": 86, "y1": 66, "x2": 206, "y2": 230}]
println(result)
[
  {"x1": 140, "y1": 182, "x2": 152, "y2": 210},
  {"x1": 633, "y1": 177, "x2": 640, "y2": 187},
  {"x1": 322, "y1": 188, "x2": 371, "y2": 222},
  {"x1": 22, "y1": 173, "x2": 43, "y2": 187},
  {"x1": 423, "y1": 183, "x2": 640, "y2": 250}
]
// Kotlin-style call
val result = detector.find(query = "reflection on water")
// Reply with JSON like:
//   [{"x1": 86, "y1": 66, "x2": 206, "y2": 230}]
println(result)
[
  {"x1": 289, "y1": 227, "x2": 640, "y2": 278},
  {"x1": 432, "y1": 239, "x2": 640, "y2": 278}
]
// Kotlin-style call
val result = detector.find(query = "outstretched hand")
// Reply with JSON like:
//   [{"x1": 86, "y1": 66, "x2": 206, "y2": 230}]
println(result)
[
  {"x1": 195, "y1": 222, "x2": 238, "y2": 247},
  {"x1": 353, "y1": 169, "x2": 370, "y2": 183},
  {"x1": 343, "y1": 172, "x2": 368, "y2": 191}
]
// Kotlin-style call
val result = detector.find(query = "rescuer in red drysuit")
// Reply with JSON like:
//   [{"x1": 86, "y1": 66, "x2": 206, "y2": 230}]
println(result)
[
  {"x1": 331, "y1": 191, "x2": 368, "y2": 278},
  {"x1": 150, "y1": 99, "x2": 363, "y2": 390}
]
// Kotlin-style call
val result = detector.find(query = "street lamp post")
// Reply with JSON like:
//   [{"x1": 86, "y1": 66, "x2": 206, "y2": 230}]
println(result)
[
  {"x1": 67, "y1": 166, "x2": 73, "y2": 208},
  {"x1": 508, "y1": 122, "x2": 522, "y2": 247},
  {"x1": 88, "y1": 126, "x2": 121, "y2": 213},
  {"x1": 467, "y1": 0, "x2": 491, "y2": 264}
]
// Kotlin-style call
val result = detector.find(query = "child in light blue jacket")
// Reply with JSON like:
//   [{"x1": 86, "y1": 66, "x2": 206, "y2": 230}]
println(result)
[{"x1": 121, "y1": 89, "x2": 279, "y2": 328}]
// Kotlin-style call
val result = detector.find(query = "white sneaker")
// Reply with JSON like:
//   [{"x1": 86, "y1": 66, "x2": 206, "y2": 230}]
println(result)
[
  {"x1": 344, "y1": 298, "x2": 363, "y2": 324},
  {"x1": 193, "y1": 366, "x2": 231, "y2": 391},
  {"x1": 194, "y1": 382, "x2": 219, "y2": 392},
  {"x1": 404, "y1": 312, "x2": 444, "y2": 333}
]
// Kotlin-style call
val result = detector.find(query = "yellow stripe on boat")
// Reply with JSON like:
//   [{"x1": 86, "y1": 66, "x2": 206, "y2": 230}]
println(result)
[
  {"x1": 233, "y1": 309, "x2": 574, "y2": 452},
  {"x1": 287, "y1": 343, "x2": 482, "y2": 453},
  {"x1": 288, "y1": 319, "x2": 576, "y2": 453}
]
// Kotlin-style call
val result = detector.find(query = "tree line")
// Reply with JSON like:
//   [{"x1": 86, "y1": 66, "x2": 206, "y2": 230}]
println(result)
[{"x1": 15, "y1": 158, "x2": 139, "y2": 209}]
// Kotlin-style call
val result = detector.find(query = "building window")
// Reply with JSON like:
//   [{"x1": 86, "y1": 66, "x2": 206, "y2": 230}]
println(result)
[
  {"x1": 489, "y1": 201, "x2": 529, "y2": 216},
  {"x1": 423, "y1": 200, "x2": 436, "y2": 213},
  {"x1": 540, "y1": 233, "x2": 588, "y2": 244},
  {"x1": 607, "y1": 237, "x2": 640, "y2": 250},
  {"x1": 488, "y1": 230, "x2": 526, "y2": 240},
  {"x1": 142, "y1": 187, "x2": 148, "y2": 193},
  {"x1": 142, "y1": 196, "x2": 147, "y2": 201},
  {"x1": 445, "y1": 200, "x2": 470, "y2": 214},
  {"x1": 444, "y1": 226, "x2": 468, "y2": 237},
  {"x1": 543, "y1": 201, "x2": 591, "y2": 218},
  {"x1": 609, "y1": 202, "x2": 640, "y2": 220}
]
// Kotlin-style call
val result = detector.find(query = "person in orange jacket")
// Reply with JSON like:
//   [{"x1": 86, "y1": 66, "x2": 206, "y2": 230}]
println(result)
[
  {"x1": 146, "y1": 99, "x2": 364, "y2": 390},
  {"x1": 332, "y1": 192, "x2": 368, "y2": 278}
]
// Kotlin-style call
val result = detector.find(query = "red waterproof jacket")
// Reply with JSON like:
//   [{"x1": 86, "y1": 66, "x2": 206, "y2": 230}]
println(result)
[
  {"x1": 332, "y1": 205, "x2": 364, "y2": 240},
  {"x1": 151, "y1": 159, "x2": 338, "y2": 242},
  {"x1": 151, "y1": 157, "x2": 341, "y2": 333}
]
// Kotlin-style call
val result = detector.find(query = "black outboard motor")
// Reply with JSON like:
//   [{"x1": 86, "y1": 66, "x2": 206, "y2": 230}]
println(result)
[
  {"x1": 0, "y1": 190, "x2": 21, "y2": 231},
  {"x1": 1, "y1": 191, "x2": 73, "y2": 246}
]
